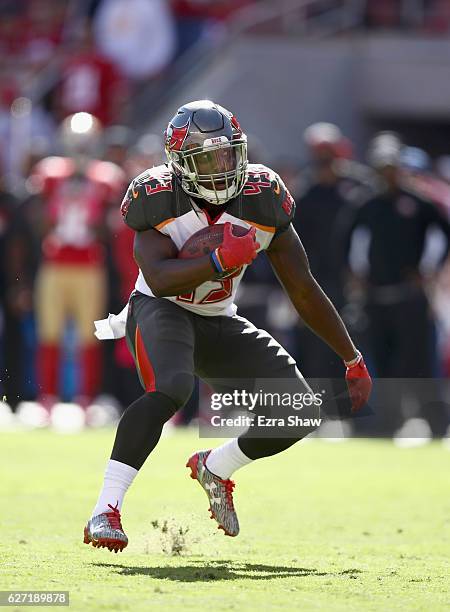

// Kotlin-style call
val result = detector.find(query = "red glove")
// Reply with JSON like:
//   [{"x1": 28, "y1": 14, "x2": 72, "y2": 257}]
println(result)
[
  {"x1": 214, "y1": 222, "x2": 260, "y2": 272},
  {"x1": 345, "y1": 353, "x2": 372, "y2": 412}
]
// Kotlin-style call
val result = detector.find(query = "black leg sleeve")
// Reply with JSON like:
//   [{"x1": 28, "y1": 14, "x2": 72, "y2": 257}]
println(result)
[
  {"x1": 237, "y1": 436, "x2": 305, "y2": 461},
  {"x1": 111, "y1": 391, "x2": 178, "y2": 470}
]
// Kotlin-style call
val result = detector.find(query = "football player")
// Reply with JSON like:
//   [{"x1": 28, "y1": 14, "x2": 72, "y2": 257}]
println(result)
[
  {"x1": 84, "y1": 101, "x2": 372, "y2": 551},
  {"x1": 30, "y1": 113, "x2": 125, "y2": 419}
]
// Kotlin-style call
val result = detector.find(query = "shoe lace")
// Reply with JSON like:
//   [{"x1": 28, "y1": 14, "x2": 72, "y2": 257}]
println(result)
[
  {"x1": 106, "y1": 503, "x2": 123, "y2": 530},
  {"x1": 222, "y1": 479, "x2": 235, "y2": 510}
]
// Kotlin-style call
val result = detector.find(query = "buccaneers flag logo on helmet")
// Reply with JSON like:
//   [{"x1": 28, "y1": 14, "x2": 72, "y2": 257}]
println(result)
[{"x1": 165, "y1": 122, "x2": 190, "y2": 152}]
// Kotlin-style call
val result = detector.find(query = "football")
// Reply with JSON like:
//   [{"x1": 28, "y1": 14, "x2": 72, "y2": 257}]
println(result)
[{"x1": 178, "y1": 223, "x2": 250, "y2": 259}]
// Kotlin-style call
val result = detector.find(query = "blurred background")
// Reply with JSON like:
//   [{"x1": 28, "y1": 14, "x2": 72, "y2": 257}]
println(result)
[{"x1": 1, "y1": 0, "x2": 450, "y2": 443}]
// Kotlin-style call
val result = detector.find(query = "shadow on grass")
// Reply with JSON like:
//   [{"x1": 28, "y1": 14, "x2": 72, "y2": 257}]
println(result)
[{"x1": 93, "y1": 560, "x2": 362, "y2": 582}]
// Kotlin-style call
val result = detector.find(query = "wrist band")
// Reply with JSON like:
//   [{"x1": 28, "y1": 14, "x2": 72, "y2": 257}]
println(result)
[
  {"x1": 344, "y1": 351, "x2": 362, "y2": 368},
  {"x1": 210, "y1": 249, "x2": 225, "y2": 275}
]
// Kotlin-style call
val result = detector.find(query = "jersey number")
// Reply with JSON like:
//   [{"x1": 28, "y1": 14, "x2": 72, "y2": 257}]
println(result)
[
  {"x1": 243, "y1": 171, "x2": 271, "y2": 195},
  {"x1": 145, "y1": 180, "x2": 172, "y2": 195},
  {"x1": 177, "y1": 278, "x2": 234, "y2": 305}
]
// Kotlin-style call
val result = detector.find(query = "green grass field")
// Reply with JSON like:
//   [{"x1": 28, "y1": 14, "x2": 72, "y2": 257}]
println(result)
[{"x1": 1, "y1": 429, "x2": 449, "y2": 611}]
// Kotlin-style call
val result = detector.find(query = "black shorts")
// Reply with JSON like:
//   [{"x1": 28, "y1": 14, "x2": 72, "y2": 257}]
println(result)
[{"x1": 126, "y1": 291, "x2": 309, "y2": 409}]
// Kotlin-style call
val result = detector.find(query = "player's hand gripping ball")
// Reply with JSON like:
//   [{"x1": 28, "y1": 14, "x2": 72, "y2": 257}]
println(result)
[{"x1": 178, "y1": 222, "x2": 260, "y2": 278}]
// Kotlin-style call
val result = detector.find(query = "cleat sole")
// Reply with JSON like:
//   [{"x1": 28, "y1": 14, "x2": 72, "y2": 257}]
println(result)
[
  {"x1": 218, "y1": 523, "x2": 236, "y2": 537},
  {"x1": 83, "y1": 528, "x2": 90, "y2": 544},
  {"x1": 83, "y1": 527, "x2": 127, "y2": 552},
  {"x1": 186, "y1": 454, "x2": 199, "y2": 480}
]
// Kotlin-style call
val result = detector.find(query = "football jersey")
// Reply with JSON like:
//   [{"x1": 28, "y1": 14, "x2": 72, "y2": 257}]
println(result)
[
  {"x1": 32, "y1": 156, "x2": 125, "y2": 265},
  {"x1": 121, "y1": 163, "x2": 296, "y2": 316}
]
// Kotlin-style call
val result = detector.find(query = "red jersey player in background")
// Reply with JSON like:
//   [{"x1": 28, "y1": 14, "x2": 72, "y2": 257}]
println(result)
[{"x1": 28, "y1": 112, "x2": 125, "y2": 422}]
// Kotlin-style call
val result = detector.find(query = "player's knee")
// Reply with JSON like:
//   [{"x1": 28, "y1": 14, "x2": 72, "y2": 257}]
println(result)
[
  {"x1": 158, "y1": 373, "x2": 195, "y2": 410},
  {"x1": 139, "y1": 391, "x2": 179, "y2": 423}
]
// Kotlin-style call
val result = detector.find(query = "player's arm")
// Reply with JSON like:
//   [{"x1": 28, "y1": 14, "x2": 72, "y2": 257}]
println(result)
[
  {"x1": 122, "y1": 179, "x2": 217, "y2": 297},
  {"x1": 123, "y1": 172, "x2": 259, "y2": 297},
  {"x1": 134, "y1": 223, "x2": 259, "y2": 297},
  {"x1": 133, "y1": 229, "x2": 217, "y2": 297},
  {"x1": 267, "y1": 225, "x2": 356, "y2": 361},
  {"x1": 267, "y1": 224, "x2": 372, "y2": 411}
]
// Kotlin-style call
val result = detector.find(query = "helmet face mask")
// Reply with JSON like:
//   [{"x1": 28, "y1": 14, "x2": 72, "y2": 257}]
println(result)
[
  {"x1": 173, "y1": 138, "x2": 247, "y2": 205},
  {"x1": 165, "y1": 100, "x2": 248, "y2": 205}
]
